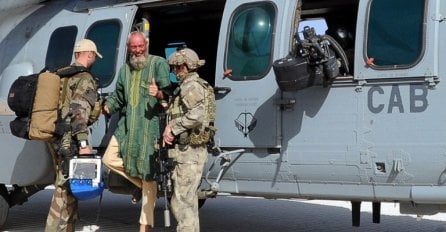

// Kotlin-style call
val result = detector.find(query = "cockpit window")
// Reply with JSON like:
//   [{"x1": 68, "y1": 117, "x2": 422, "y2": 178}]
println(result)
[
  {"x1": 85, "y1": 20, "x2": 121, "y2": 88},
  {"x1": 45, "y1": 26, "x2": 78, "y2": 70},
  {"x1": 366, "y1": 0, "x2": 425, "y2": 68},
  {"x1": 226, "y1": 2, "x2": 276, "y2": 80}
]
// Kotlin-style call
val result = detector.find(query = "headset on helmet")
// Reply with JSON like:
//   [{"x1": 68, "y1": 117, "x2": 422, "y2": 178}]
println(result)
[{"x1": 168, "y1": 48, "x2": 205, "y2": 70}]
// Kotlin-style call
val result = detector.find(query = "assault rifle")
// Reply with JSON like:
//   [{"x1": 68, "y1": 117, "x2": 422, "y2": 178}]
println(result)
[
  {"x1": 155, "y1": 107, "x2": 174, "y2": 228},
  {"x1": 155, "y1": 87, "x2": 179, "y2": 228}
]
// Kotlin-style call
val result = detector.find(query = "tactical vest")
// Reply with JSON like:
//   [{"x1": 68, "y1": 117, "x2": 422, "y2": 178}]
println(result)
[{"x1": 170, "y1": 75, "x2": 216, "y2": 146}]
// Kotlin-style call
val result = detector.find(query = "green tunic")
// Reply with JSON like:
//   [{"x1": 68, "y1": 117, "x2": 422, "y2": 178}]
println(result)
[{"x1": 106, "y1": 55, "x2": 171, "y2": 180}]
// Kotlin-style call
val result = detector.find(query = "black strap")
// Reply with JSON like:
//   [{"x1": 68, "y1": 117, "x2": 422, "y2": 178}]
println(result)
[{"x1": 56, "y1": 65, "x2": 89, "y2": 78}]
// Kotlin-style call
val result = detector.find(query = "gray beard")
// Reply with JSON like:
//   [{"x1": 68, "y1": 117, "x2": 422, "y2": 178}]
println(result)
[{"x1": 129, "y1": 53, "x2": 148, "y2": 70}]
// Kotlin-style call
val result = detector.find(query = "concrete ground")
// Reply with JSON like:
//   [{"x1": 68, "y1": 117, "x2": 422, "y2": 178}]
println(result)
[{"x1": 2, "y1": 188, "x2": 446, "y2": 232}]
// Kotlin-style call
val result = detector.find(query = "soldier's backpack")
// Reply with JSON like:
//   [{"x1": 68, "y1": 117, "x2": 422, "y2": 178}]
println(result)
[
  {"x1": 7, "y1": 66, "x2": 88, "y2": 141},
  {"x1": 188, "y1": 77, "x2": 216, "y2": 146}
]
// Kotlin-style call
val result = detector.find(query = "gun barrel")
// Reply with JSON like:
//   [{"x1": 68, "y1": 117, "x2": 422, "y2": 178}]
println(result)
[
  {"x1": 163, "y1": 189, "x2": 171, "y2": 227},
  {"x1": 164, "y1": 209, "x2": 171, "y2": 227}
]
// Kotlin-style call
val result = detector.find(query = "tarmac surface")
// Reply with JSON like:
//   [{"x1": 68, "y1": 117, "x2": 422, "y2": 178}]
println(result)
[{"x1": 2, "y1": 188, "x2": 446, "y2": 232}]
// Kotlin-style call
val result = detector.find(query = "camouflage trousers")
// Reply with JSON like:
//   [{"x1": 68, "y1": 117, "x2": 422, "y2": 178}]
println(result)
[
  {"x1": 169, "y1": 144, "x2": 208, "y2": 232},
  {"x1": 45, "y1": 169, "x2": 78, "y2": 232}
]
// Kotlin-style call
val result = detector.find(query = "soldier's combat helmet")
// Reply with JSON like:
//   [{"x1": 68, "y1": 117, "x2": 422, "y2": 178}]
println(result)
[{"x1": 168, "y1": 48, "x2": 205, "y2": 70}]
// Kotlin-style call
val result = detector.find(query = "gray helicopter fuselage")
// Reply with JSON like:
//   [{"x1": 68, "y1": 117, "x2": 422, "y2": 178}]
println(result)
[{"x1": 0, "y1": 0, "x2": 445, "y2": 227}]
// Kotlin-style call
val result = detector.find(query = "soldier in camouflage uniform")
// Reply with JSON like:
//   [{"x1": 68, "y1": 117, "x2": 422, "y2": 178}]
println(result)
[
  {"x1": 45, "y1": 39, "x2": 102, "y2": 232},
  {"x1": 163, "y1": 48, "x2": 212, "y2": 232}
]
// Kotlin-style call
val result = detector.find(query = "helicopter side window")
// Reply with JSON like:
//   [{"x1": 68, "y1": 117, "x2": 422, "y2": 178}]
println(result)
[
  {"x1": 85, "y1": 19, "x2": 121, "y2": 88},
  {"x1": 45, "y1": 26, "x2": 78, "y2": 70},
  {"x1": 226, "y1": 2, "x2": 276, "y2": 80},
  {"x1": 366, "y1": 0, "x2": 425, "y2": 68}
]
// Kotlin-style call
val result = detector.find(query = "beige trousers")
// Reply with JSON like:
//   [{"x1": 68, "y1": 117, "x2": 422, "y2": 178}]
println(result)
[{"x1": 102, "y1": 136, "x2": 157, "y2": 226}]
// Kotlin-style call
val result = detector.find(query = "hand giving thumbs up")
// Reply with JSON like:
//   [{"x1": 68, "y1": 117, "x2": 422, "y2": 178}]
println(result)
[{"x1": 149, "y1": 77, "x2": 160, "y2": 98}]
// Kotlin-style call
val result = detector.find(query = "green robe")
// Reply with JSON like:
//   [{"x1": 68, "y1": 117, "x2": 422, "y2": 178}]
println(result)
[{"x1": 106, "y1": 55, "x2": 171, "y2": 180}]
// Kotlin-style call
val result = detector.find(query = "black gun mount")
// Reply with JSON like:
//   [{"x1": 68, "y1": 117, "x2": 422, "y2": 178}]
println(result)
[{"x1": 273, "y1": 26, "x2": 350, "y2": 92}]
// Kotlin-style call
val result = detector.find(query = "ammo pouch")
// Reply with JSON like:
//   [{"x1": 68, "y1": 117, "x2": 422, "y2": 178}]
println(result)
[
  {"x1": 190, "y1": 127, "x2": 215, "y2": 145},
  {"x1": 182, "y1": 124, "x2": 216, "y2": 146},
  {"x1": 176, "y1": 131, "x2": 190, "y2": 145},
  {"x1": 88, "y1": 99, "x2": 103, "y2": 126}
]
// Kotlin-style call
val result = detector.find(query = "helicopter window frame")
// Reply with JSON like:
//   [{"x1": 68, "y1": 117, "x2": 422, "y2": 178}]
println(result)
[
  {"x1": 365, "y1": 0, "x2": 426, "y2": 69},
  {"x1": 45, "y1": 26, "x2": 78, "y2": 71},
  {"x1": 225, "y1": 1, "x2": 277, "y2": 81},
  {"x1": 85, "y1": 19, "x2": 122, "y2": 88}
]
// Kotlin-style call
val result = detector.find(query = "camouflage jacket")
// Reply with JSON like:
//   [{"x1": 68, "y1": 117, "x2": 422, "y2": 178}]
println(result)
[
  {"x1": 59, "y1": 65, "x2": 98, "y2": 142},
  {"x1": 169, "y1": 72, "x2": 206, "y2": 137}
]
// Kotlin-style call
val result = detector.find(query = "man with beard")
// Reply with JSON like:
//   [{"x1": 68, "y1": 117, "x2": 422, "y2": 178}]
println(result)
[{"x1": 102, "y1": 31, "x2": 171, "y2": 232}]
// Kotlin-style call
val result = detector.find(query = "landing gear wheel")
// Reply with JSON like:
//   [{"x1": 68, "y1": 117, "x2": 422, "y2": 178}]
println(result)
[{"x1": 0, "y1": 184, "x2": 9, "y2": 230}]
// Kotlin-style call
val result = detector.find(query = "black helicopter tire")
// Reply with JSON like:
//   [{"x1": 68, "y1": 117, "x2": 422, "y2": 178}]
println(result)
[{"x1": 0, "y1": 184, "x2": 9, "y2": 230}]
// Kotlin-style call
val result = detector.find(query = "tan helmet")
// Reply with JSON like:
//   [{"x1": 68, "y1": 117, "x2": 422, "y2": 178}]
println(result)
[{"x1": 168, "y1": 48, "x2": 205, "y2": 70}]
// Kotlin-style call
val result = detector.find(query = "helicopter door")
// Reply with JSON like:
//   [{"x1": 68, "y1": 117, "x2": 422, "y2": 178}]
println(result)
[
  {"x1": 80, "y1": 5, "x2": 137, "y2": 147},
  {"x1": 83, "y1": 5, "x2": 136, "y2": 93},
  {"x1": 214, "y1": 0, "x2": 281, "y2": 148}
]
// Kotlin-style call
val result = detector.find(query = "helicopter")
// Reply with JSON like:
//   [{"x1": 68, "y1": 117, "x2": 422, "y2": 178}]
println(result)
[{"x1": 1, "y1": 0, "x2": 446, "y2": 229}]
